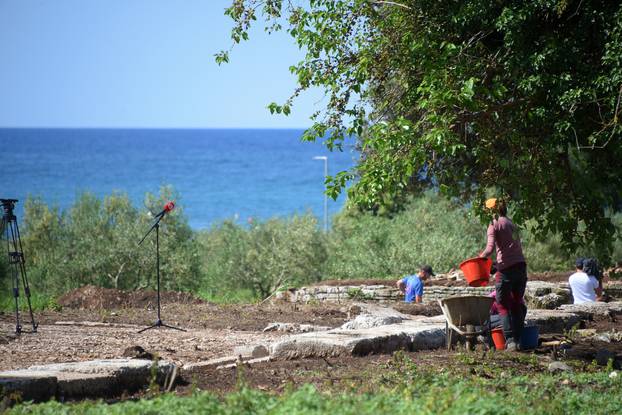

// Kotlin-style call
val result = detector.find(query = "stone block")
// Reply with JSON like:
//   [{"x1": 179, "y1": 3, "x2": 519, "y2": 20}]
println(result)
[
  {"x1": 558, "y1": 301, "x2": 622, "y2": 318},
  {"x1": 233, "y1": 344, "x2": 270, "y2": 359},
  {"x1": 270, "y1": 320, "x2": 446, "y2": 359},
  {"x1": 0, "y1": 370, "x2": 58, "y2": 402}
]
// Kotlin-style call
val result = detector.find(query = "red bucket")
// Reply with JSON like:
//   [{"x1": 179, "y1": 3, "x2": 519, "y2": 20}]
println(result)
[
  {"x1": 459, "y1": 257, "x2": 492, "y2": 287},
  {"x1": 491, "y1": 327, "x2": 506, "y2": 350}
]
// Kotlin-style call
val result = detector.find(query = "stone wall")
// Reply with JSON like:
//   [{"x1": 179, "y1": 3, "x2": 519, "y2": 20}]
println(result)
[
  {"x1": 279, "y1": 284, "x2": 493, "y2": 304},
  {"x1": 278, "y1": 280, "x2": 621, "y2": 308}
]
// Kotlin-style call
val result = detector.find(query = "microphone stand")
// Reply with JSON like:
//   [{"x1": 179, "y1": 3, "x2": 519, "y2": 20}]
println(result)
[{"x1": 137, "y1": 211, "x2": 185, "y2": 333}]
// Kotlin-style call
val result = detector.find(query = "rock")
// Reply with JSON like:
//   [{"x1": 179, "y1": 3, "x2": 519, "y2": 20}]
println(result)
[
  {"x1": 1, "y1": 359, "x2": 175, "y2": 400},
  {"x1": 122, "y1": 345, "x2": 154, "y2": 360},
  {"x1": 558, "y1": 302, "x2": 622, "y2": 318},
  {"x1": 347, "y1": 304, "x2": 362, "y2": 319},
  {"x1": 576, "y1": 329, "x2": 597, "y2": 338},
  {"x1": 525, "y1": 281, "x2": 559, "y2": 297},
  {"x1": 341, "y1": 314, "x2": 404, "y2": 330},
  {"x1": 0, "y1": 370, "x2": 58, "y2": 402},
  {"x1": 594, "y1": 334, "x2": 612, "y2": 343},
  {"x1": 548, "y1": 362, "x2": 573, "y2": 373},
  {"x1": 525, "y1": 309, "x2": 581, "y2": 333},
  {"x1": 182, "y1": 356, "x2": 239, "y2": 371},
  {"x1": 270, "y1": 319, "x2": 446, "y2": 359},
  {"x1": 595, "y1": 349, "x2": 616, "y2": 366},
  {"x1": 594, "y1": 330, "x2": 622, "y2": 343},
  {"x1": 262, "y1": 322, "x2": 331, "y2": 333},
  {"x1": 216, "y1": 356, "x2": 272, "y2": 370},
  {"x1": 527, "y1": 293, "x2": 566, "y2": 309},
  {"x1": 233, "y1": 344, "x2": 270, "y2": 359}
]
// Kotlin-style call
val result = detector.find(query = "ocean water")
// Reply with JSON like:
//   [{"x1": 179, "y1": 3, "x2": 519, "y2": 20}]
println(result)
[{"x1": 0, "y1": 129, "x2": 358, "y2": 229}]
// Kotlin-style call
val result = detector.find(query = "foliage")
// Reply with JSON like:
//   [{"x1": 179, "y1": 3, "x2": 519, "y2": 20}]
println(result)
[
  {"x1": 196, "y1": 214, "x2": 327, "y2": 299},
  {"x1": 221, "y1": 0, "x2": 622, "y2": 259},
  {"x1": 9, "y1": 187, "x2": 200, "y2": 295},
  {"x1": 0, "y1": 292, "x2": 60, "y2": 313},
  {"x1": 7, "y1": 366, "x2": 622, "y2": 414},
  {"x1": 326, "y1": 192, "x2": 581, "y2": 279},
  {"x1": 326, "y1": 193, "x2": 483, "y2": 278},
  {"x1": 1, "y1": 191, "x2": 598, "y2": 309}
]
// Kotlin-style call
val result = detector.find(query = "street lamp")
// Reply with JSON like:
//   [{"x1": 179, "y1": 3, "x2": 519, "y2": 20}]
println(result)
[{"x1": 313, "y1": 156, "x2": 328, "y2": 233}]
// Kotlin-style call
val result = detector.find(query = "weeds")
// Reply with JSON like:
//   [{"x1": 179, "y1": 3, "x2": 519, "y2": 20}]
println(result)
[{"x1": 346, "y1": 288, "x2": 373, "y2": 301}]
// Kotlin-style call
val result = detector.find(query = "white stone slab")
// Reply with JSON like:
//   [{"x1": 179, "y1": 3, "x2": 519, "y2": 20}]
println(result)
[{"x1": 0, "y1": 358, "x2": 175, "y2": 400}]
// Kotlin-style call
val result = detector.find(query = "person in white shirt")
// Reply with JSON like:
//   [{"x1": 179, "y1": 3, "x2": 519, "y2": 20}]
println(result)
[{"x1": 569, "y1": 258, "x2": 602, "y2": 304}]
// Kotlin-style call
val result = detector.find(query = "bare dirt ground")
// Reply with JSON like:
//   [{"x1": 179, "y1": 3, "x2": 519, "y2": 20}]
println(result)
[
  {"x1": 0, "y1": 286, "x2": 352, "y2": 371},
  {"x1": 1, "y1": 285, "x2": 620, "y2": 399}
]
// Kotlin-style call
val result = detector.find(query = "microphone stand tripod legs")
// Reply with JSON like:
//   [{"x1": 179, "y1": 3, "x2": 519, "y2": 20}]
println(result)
[{"x1": 137, "y1": 219, "x2": 185, "y2": 334}]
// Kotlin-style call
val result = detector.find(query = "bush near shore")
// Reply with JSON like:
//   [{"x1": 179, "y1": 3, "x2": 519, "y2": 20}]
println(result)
[{"x1": 1, "y1": 189, "x2": 621, "y2": 305}]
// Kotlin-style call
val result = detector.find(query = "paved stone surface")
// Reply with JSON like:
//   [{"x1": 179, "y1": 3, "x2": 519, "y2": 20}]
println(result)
[
  {"x1": 0, "y1": 370, "x2": 58, "y2": 402},
  {"x1": 270, "y1": 318, "x2": 446, "y2": 359},
  {"x1": 269, "y1": 307, "x2": 582, "y2": 359},
  {"x1": 233, "y1": 344, "x2": 270, "y2": 359},
  {"x1": 0, "y1": 358, "x2": 175, "y2": 401},
  {"x1": 262, "y1": 322, "x2": 331, "y2": 333},
  {"x1": 525, "y1": 309, "x2": 582, "y2": 333},
  {"x1": 558, "y1": 301, "x2": 622, "y2": 317}
]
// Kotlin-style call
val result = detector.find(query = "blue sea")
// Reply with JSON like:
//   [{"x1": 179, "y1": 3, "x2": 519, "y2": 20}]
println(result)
[{"x1": 0, "y1": 129, "x2": 358, "y2": 229}]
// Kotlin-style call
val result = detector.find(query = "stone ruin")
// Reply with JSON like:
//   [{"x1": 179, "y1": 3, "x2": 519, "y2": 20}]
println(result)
[{"x1": 276, "y1": 278, "x2": 622, "y2": 310}]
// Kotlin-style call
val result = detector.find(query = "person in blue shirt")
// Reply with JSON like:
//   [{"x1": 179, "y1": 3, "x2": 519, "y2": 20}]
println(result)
[{"x1": 396, "y1": 265, "x2": 434, "y2": 303}]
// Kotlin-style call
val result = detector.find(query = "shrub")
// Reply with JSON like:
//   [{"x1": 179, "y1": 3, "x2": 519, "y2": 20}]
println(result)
[
  {"x1": 197, "y1": 214, "x2": 327, "y2": 299},
  {"x1": 326, "y1": 194, "x2": 485, "y2": 279},
  {"x1": 12, "y1": 187, "x2": 200, "y2": 295}
]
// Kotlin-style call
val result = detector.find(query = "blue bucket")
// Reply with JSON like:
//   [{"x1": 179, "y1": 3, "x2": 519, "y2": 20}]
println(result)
[{"x1": 520, "y1": 325, "x2": 539, "y2": 350}]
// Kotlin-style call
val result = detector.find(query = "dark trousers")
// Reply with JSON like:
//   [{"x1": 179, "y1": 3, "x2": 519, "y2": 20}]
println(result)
[{"x1": 495, "y1": 262, "x2": 527, "y2": 343}]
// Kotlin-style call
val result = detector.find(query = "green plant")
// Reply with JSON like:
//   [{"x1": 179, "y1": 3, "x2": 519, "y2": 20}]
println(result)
[
  {"x1": 564, "y1": 322, "x2": 582, "y2": 342},
  {"x1": 197, "y1": 214, "x2": 327, "y2": 299},
  {"x1": 222, "y1": 0, "x2": 622, "y2": 260},
  {"x1": 16, "y1": 187, "x2": 200, "y2": 296},
  {"x1": 346, "y1": 288, "x2": 373, "y2": 301},
  {"x1": 147, "y1": 356, "x2": 161, "y2": 396}
]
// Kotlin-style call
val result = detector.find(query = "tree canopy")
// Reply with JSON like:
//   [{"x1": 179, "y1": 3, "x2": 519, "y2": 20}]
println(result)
[{"x1": 221, "y1": 0, "x2": 622, "y2": 259}]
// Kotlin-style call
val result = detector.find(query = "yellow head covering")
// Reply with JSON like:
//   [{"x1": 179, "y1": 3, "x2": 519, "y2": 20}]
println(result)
[{"x1": 485, "y1": 198, "x2": 498, "y2": 210}]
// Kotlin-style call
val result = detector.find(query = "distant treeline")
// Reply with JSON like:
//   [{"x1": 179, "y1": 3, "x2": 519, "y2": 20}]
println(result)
[{"x1": 1, "y1": 188, "x2": 620, "y2": 303}]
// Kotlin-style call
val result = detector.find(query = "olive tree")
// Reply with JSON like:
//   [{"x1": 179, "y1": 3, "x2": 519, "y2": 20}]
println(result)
[{"x1": 221, "y1": 0, "x2": 622, "y2": 260}]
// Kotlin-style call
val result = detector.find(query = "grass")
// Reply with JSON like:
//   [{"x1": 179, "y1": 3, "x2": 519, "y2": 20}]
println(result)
[
  {"x1": 196, "y1": 288, "x2": 258, "y2": 304},
  {"x1": 5, "y1": 363, "x2": 621, "y2": 415},
  {"x1": 0, "y1": 291, "x2": 60, "y2": 313}
]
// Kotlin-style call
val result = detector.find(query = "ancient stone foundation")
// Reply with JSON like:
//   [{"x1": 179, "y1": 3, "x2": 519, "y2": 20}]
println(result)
[{"x1": 279, "y1": 281, "x2": 622, "y2": 309}]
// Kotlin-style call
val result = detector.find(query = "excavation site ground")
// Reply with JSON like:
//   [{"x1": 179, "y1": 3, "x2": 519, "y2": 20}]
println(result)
[{"x1": 1, "y1": 274, "x2": 621, "y2": 402}]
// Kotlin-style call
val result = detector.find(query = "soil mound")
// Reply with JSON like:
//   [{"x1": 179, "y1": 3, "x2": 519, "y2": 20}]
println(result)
[{"x1": 57, "y1": 285, "x2": 204, "y2": 310}]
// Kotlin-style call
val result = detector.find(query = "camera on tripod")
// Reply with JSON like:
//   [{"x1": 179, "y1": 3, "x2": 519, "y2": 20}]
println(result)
[{"x1": 1, "y1": 198, "x2": 37, "y2": 334}]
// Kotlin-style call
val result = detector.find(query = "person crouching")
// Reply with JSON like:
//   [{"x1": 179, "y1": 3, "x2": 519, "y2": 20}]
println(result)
[{"x1": 396, "y1": 265, "x2": 434, "y2": 303}]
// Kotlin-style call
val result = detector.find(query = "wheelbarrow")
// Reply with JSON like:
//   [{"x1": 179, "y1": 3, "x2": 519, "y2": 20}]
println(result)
[{"x1": 438, "y1": 295, "x2": 495, "y2": 350}]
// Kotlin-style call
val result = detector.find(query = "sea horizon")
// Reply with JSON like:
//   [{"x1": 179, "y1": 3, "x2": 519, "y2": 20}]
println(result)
[{"x1": 0, "y1": 128, "x2": 358, "y2": 229}]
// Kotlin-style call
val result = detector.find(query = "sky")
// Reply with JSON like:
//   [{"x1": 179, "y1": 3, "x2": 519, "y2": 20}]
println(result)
[{"x1": 0, "y1": 0, "x2": 321, "y2": 128}]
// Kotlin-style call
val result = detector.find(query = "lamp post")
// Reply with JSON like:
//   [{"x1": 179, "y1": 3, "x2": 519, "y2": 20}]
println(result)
[{"x1": 313, "y1": 156, "x2": 328, "y2": 233}]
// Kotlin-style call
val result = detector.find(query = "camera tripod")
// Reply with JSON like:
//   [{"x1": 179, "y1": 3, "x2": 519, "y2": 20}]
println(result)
[
  {"x1": 1, "y1": 199, "x2": 37, "y2": 334},
  {"x1": 137, "y1": 207, "x2": 185, "y2": 334}
]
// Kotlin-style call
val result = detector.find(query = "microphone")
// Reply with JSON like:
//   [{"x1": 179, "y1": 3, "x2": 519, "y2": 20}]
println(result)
[{"x1": 155, "y1": 201, "x2": 175, "y2": 218}]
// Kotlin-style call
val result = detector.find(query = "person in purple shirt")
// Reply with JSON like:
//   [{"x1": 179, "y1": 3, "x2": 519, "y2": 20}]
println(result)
[
  {"x1": 479, "y1": 198, "x2": 527, "y2": 351},
  {"x1": 396, "y1": 265, "x2": 434, "y2": 303}
]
